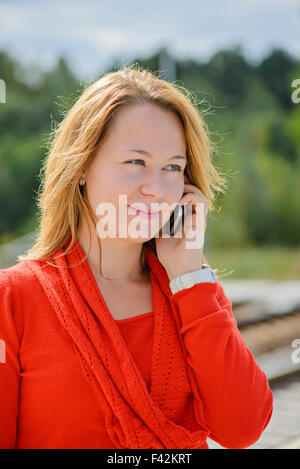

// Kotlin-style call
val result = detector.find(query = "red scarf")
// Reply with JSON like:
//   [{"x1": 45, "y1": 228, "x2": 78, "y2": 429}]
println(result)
[{"x1": 27, "y1": 236, "x2": 209, "y2": 449}]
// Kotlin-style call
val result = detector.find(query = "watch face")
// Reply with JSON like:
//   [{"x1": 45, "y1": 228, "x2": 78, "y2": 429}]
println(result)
[{"x1": 182, "y1": 275, "x2": 194, "y2": 289}]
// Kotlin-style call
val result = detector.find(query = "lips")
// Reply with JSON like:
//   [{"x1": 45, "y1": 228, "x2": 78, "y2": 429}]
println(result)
[
  {"x1": 128, "y1": 205, "x2": 160, "y2": 219},
  {"x1": 128, "y1": 205, "x2": 160, "y2": 215}
]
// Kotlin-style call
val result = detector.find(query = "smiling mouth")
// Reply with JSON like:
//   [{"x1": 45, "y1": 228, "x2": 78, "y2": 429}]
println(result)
[{"x1": 128, "y1": 205, "x2": 160, "y2": 218}]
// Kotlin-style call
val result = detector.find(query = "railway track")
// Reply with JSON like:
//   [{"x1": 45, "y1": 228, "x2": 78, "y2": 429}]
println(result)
[
  {"x1": 207, "y1": 296, "x2": 300, "y2": 449},
  {"x1": 235, "y1": 299, "x2": 300, "y2": 383}
]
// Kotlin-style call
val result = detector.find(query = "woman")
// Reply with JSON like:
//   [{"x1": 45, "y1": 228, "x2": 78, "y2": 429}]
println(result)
[{"x1": 0, "y1": 65, "x2": 273, "y2": 449}]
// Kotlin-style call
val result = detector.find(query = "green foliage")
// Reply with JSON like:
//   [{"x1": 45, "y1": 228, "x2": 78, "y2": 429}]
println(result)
[
  {"x1": 256, "y1": 48, "x2": 297, "y2": 110},
  {"x1": 0, "y1": 47, "x2": 299, "y2": 249},
  {"x1": 0, "y1": 132, "x2": 44, "y2": 235}
]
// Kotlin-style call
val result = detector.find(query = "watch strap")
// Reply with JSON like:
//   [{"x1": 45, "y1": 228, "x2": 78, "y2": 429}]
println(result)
[{"x1": 169, "y1": 264, "x2": 216, "y2": 294}]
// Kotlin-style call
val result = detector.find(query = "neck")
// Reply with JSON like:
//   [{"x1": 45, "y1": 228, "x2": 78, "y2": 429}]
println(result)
[{"x1": 77, "y1": 218, "x2": 147, "y2": 284}]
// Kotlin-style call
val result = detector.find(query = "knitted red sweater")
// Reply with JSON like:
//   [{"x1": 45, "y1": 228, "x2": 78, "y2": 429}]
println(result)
[{"x1": 0, "y1": 239, "x2": 273, "y2": 449}]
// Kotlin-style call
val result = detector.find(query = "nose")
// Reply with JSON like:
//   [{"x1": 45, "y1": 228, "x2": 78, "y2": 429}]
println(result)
[{"x1": 140, "y1": 170, "x2": 165, "y2": 201}]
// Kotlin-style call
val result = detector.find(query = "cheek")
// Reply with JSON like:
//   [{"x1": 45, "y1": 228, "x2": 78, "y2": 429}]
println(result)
[
  {"x1": 167, "y1": 179, "x2": 185, "y2": 201},
  {"x1": 113, "y1": 170, "x2": 137, "y2": 191},
  {"x1": 85, "y1": 171, "x2": 111, "y2": 212},
  {"x1": 86, "y1": 168, "x2": 134, "y2": 213}
]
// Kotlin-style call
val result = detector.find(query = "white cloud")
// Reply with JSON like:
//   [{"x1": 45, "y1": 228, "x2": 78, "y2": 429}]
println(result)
[{"x1": 0, "y1": 0, "x2": 299, "y2": 81}]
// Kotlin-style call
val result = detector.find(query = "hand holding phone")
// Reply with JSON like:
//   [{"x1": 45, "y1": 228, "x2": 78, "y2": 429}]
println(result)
[{"x1": 155, "y1": 177, "x2": 209, "y2": 280}]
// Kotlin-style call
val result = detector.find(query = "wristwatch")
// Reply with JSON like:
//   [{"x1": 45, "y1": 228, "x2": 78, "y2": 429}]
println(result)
[{"x1": 169, "y1": 264, "x2": 216, "y2": 294}]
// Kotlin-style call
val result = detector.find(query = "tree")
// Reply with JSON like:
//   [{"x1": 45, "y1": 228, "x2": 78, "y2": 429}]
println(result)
[
  {"x1": 203, "y1": 45, "x2": 252, "y2": 107},
  {"x1": 256, "y1": 48, "x2": 297, "y2": 110}
]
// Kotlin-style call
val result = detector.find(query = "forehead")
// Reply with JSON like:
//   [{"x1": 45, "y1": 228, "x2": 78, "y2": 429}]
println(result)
[{"x1": 106, "y1": 103, "x2": 187, "y2": 152}]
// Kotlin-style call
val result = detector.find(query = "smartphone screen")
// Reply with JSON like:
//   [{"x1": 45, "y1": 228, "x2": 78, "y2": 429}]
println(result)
[{"x1": 169, "y1": 204, "x2": 184, "y2": 236}]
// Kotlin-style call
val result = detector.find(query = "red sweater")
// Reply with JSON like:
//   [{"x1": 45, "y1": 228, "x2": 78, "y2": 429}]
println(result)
[{"x1": 0, "y1": 248, "x2": 273, "y2": 449}]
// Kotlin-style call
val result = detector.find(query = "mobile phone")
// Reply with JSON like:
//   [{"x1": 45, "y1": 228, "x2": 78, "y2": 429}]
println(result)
[{"x1": 168, "y1": 204, "x2": 184, "y2": 237}]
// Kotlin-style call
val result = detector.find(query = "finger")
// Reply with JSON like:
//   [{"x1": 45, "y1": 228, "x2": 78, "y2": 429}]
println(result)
[
  {"x1": 183, "y1": 207, "x2": 195, "y2": 239},
  {"x1": 183, "y1": 208, "x2": 206, "y2": 245},
  {"x1": 182, "y1": 203, "x2": 194, "y2": 227},
  {"x1": 179, "y1": 194, "x2": 202, "y2": 210},
  {"x1": 194, "y1": 203, "x2": 207, "y2": 231},
  {"x1": 183, "y1": 184, "x2": 208, "y2": 201},
  {"x1": 178, "y1": 195, "x2": 193, "y2": 205}
]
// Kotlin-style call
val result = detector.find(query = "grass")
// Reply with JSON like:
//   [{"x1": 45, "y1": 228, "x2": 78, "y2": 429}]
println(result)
[{"x1": 206, "y1": 245, "x2": 300, "y2": 280}]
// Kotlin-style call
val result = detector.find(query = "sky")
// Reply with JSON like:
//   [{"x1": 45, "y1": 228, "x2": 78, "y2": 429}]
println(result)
[{"x1": 1, "y1": 0, "x2": 300, "y2": 83}]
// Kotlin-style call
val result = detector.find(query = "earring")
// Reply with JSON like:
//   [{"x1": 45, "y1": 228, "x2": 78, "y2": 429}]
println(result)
[{"x1": 79, "y1": 177, "x2": 85, "y2": 186}]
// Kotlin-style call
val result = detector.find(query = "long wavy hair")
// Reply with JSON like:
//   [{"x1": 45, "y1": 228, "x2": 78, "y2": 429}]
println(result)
[{"x1": 17, "y1": 63, "x2": 229, "y2": 280}]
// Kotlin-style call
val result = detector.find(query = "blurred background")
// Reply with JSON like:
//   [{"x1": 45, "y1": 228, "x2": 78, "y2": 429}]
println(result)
[{"x1": 0, "y1": 0, "x2": 300, "y2": 449}]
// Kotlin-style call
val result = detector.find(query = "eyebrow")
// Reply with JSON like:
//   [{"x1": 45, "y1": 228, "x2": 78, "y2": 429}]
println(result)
[{"x1": 124, "y1": 149, "x2": 187, "y2": 161}]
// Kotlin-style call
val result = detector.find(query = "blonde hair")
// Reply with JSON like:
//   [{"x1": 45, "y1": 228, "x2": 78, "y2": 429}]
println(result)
[{"x1": 17, "y1": 63, "x2": 229, "y2": 280}]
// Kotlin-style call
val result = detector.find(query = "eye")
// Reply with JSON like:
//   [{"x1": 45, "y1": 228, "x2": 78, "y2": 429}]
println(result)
[
  {"x1": 166, "y1": 164, "x2": 183, "y2": 172},
  {"x1": 125, "y1": 160, "x2": 183, "y2": 172},
  {"x1": 126, "y1": 159, "x2": 144, "y2": 166}
]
